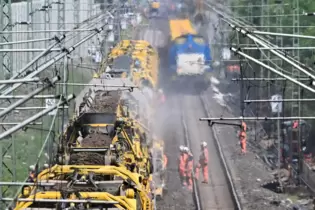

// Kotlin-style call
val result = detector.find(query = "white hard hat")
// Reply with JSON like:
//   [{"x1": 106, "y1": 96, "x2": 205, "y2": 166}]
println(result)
[
  {"x1": 43, "y1": 163, "x2": 49, "y2": 169},
  {"x1": 183, "y1": 147, "x2": 189, "y2": 152},
  {"x1": 179, "y1": 145, "x2": 184, "y2": 151},
  {"x1": 201, "y1": 142, "x2": 207, "y2": 147},
  {"x1": 29, "y1": 165, "x2": 35, "y2": 171}
]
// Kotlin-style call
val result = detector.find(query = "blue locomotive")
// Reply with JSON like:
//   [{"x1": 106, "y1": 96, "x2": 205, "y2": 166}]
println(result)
[{"x1": 168, "y1": 33, "x2": 212, "y2": 91}]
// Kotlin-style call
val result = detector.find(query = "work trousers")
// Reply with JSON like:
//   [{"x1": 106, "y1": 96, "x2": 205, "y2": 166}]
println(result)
[
  {"x1": 179, "y1": 168, "x2": 187, "y2": 186},
  {"x1": 195, "y1": 163, "x2": 208, "y2": 182},
  {"x1": 240, "y1": 139, "x2": 246, "y2": 154},
  {"x1": 186, "y1": 171, "x2": 193, "y2": 190}
]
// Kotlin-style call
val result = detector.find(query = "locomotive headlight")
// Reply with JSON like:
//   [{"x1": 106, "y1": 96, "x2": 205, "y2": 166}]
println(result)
[{"x1": 176, "y1": 68, "x2": 182, "y2": 74}]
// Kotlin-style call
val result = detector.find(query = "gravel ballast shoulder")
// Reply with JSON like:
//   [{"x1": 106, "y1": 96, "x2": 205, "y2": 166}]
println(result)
[{"x1": 202, "y1": 89, "x2": 289, "y2": 210}]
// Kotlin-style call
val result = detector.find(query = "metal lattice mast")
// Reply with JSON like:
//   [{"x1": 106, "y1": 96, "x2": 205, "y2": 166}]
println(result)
[
  {"x1": 88, "y1": 0, "x2": 93, "y2": 45},
  {"x1": 88, "y1": 0, "x2": 92, "y2": 18},
  {"x1": 0, "y1": 0, "x2": 12, "y2": 79},
  {"x1": 73, "y1": 0, "x2": 80, "y2": 57},
  {"x1": 0, "y1": 0, "x2": 15, "y2": 204},
  {"x1": 57, "y1": 0, "x2": 65, "y2": 33},
  {"x1": 275, "y1": 1, "x2": 283, "y2": 70},
  {"x1": 257, "y1": 1, "x2": 266, "y2": 115},
  {"x1": 27, "y1": 0, "x2": 34, "y2": 62},
  {"x1": 115, "y1": 5, "x2": 121, "y2": 42},
  {"x1": 260, "y1": 0, "x2": 271, "y2": 93},
  {"x1": 264, "y1": 0, "x2": 271, "y2": 97},
  {"x1": 44, "y1": 0, "x2": 51, "y2": 49},
  {"x1": 291, "y1": 0, "x2": 301, "y2": 117},
  {"x1": 291, "y1": 0, "x2": 301, "y2": 175}
]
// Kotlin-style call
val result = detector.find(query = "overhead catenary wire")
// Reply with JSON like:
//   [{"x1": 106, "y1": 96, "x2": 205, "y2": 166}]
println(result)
[
  {"x1": 230, "y1": 47, "x2": 315, "y2": 93},
  {"x1": 0, "y1": 94, "x2": 75, "y2": 140},
  {"x1": 227, "y1": 23, "x2": 315, "y2": 81},
  {"x1": 1, "y1": 24, "x2": 108, "y2": 97},
  {"x1": 0, "y1": 34, "x2": 66, "y2": 92},
  {"x1": 209, "y1": 4, "x2": 315, "y2": 74},
  {"x1": 0, "y1": 76, "x2": 60, "y2": 119}
]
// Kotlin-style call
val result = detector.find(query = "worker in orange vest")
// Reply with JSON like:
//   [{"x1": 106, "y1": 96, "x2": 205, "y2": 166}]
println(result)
[
  {"x1": 238, "y1": 121, "x2": 247, "y2": 154},
  {"x1": 186, "y1": 150, "x2": 194, "y2": 191},
  {"x1": 239, "y1": 130, "x2": 247, "y2": 154},
  {"x1": 241, "y1": 121, "x2": 247, "y2": 132},
  {"x1": 178, "y1": 146, "x2": 188, "y2": 186},
  {"x1": 163, "y1": 154, "x2": 168, "y2": 169},
  {"x1": 158, "y1": 89, "x2": 166, "y2": 104},
  {"x1": 292, "y1": 120, "x2": 298, "y2": 129},
  {"x1": 195, "y1": 142, "x2": 209, "y2": 184}
]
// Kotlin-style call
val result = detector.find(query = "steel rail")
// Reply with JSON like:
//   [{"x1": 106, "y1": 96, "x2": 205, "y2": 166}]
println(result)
[
  {"x1": 180, "y1": 101, "x2": 202, "y2": 210},
  {"x1": 199, "y1": 94, "x2": 242, "y2": 210}
]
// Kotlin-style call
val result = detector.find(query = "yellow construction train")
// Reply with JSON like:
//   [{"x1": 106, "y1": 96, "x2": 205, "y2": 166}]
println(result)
[
  {"x1": 97, "y1": 40, "x2": 160, "y2": 90},
  {"x1": 13, "y1": 40, "x2": 166, "y2": 210}
]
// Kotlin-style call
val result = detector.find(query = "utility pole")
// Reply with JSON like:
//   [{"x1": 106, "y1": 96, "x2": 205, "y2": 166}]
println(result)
[
  {"x1": 57, "y1": 0, "x2": 65, "y2": 34},
  {"x1": 114, "y1": 4, "x2": 121, "y2": 42},
  {"x1": 27, "y1": 0, "x2": 34, "y2": 63},
  {"x1": 0, "y1": 0, "x2": 15, "y2": 207},
  {"x1": 44, "y1": 0, "x2": 51, "y2": 51},
  {"x1": 291, "y1": 0, "x2": 302, "y2": 181},
  {"x1": 0, "y1": 0, "x2": 13, "y2": 79},
  {"x1": 73, "y1": 0, "x2": 81, "y2": 58}
]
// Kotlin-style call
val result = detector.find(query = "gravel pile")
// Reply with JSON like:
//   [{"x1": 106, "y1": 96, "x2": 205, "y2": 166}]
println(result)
[
  {"x1": 70, "y1": 152, "x2": 105, "y2": 165},
  {"x1": 69, "y1": 133, "x2": 112, "y2": 165},
  {"x1": 81, "y1": 133, "x2": 112, "y2": 147},
  {"x1": 90, "y1": 91, "x2": 121, "y2": 113}
]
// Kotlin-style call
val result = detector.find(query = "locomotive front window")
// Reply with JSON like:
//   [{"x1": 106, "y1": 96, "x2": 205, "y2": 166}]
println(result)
[
  {"x1": 175, "y1": 37, "x2": 187, "y2": 44},
  {"x1": 193, "y1": 37, "x2": 205, "y2": 44}
]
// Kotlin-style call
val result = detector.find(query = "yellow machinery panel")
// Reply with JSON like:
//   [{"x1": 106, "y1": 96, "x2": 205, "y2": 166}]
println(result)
[
  {"x1": 169, "y1": 19, "x2": 197, "y2": 41},
  {"x1": 98, "y1": 40, "x2": 159, "y2": 89},
  {"x1": 16, "y1": 165, "x2": 151, "y2": 210},
  {"x1": 151, "y1": 1, "x2": 160, "y2": 9}
]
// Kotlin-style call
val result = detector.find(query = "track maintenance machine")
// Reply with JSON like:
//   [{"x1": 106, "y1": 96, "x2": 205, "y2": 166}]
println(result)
[
  {"x1": 97, "y1": 40, "x2": 159, "y2": 90},
  {"x1": 15, "y1": 80, "x2": 155, "y2": 210},
  {"x1": 14, "y1": 39, "x2": 167, "y2": 209},
  {"x1": 97, "y1": 40, "x2": 167, "y2": 198}
]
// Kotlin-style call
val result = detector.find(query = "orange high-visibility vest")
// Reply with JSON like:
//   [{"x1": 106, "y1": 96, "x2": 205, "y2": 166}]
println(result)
[
  {"x1": 163, "y1": 155, "x2": 168, "y2": 168},
  {"x1": 293, "y1": 121, "x2": 298, "y2": 129},
  {"x1": 241, "y1": 121, "x2": 247, "y2": 132},
  {"x1": 199, "y1": 148, "x2": 208, "y2": 165},
  {"x1": 239, "y1": 131, "x2": 246, "y2": 140},
  {"x1": 179, "y1": 153, "x2": 188, "y2": 172}
]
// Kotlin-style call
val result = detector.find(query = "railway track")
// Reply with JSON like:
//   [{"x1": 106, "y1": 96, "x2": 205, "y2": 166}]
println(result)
[
  {"x1": 177, "y1": 93, "x2": 241, "y2": 210},
  {"x1": 180, "y1": 97, "x2": 202, "y2": 210}
]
